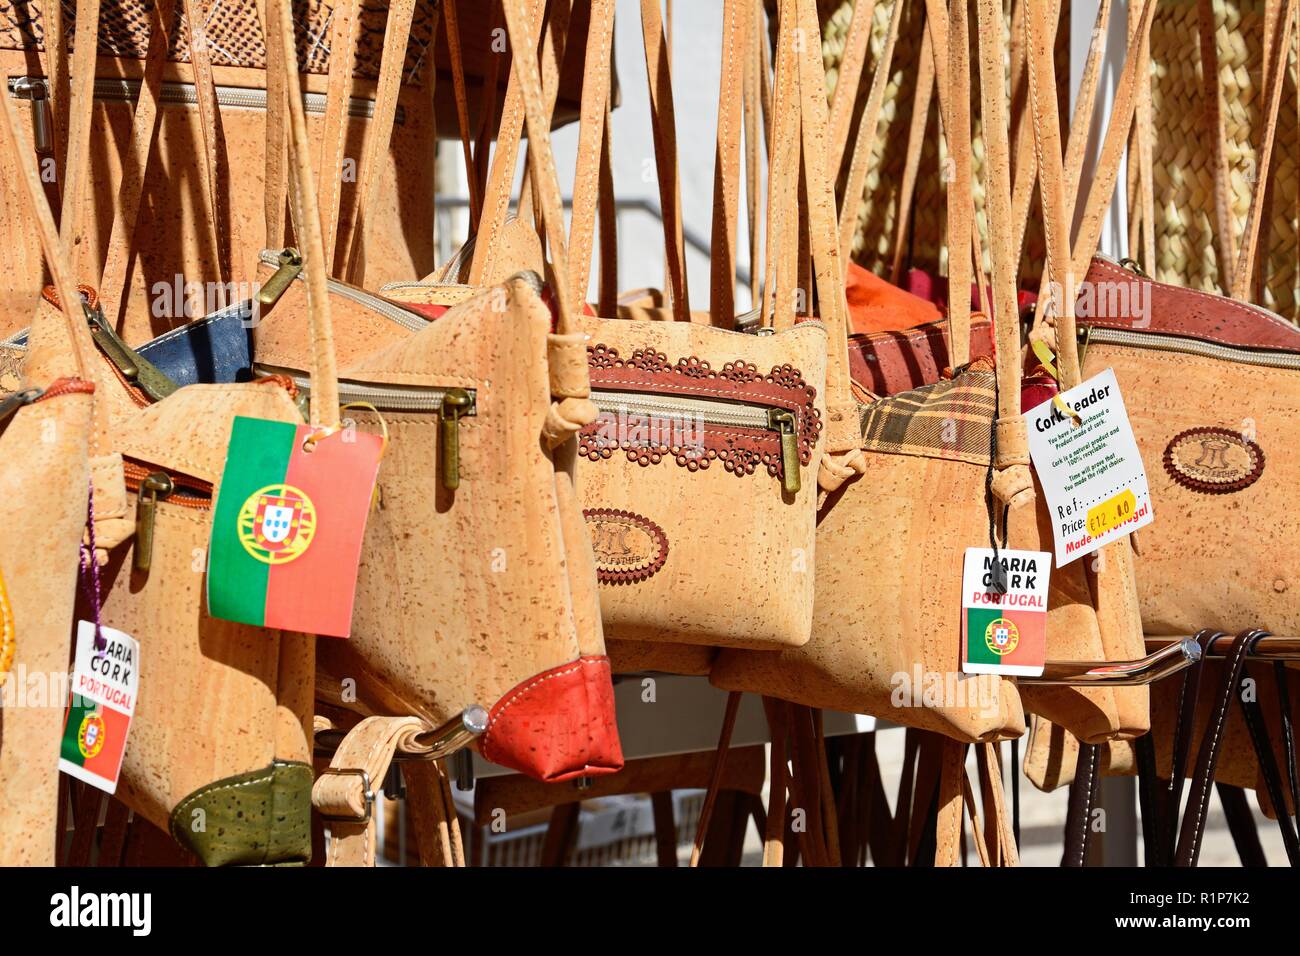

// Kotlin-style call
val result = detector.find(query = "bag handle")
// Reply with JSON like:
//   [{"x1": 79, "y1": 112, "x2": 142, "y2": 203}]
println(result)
[
  {"x1": 58, "y1": 0, "x2": 102, "y2": 281},
  {"x1": 272, "y1": 0, "x2": 340, "y2": 431},
  {"x1": 943, "y1": 0, "x2": 973, "y2": 370},
  {"x1": 341, "y1": 0, "x2": 419, "y2": 283},
  {"x1": 567, "y1": 0, "x2": 617, "y2": 311},
  {"x1": 0, "y1": 86, "x2": 97, "y2": 384},
  {"x1": 707, "y1": 0, "x2": 753, "y2": 326},
  {"x1": 100, "y1": 0, "x2": 177, "y2": 330},
  {"x1": 827, "y1": 0, "x2": 878, "y2": 182},
  {"x1": 1228, "y1": 0, "x2": 1297, "y2": 302}
]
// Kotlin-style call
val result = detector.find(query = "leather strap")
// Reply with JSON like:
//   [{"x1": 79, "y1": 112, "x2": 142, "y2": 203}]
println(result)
[
  {"x1": 934, "y1": 738, "x2": 966, "y2": 867},
  {"x1": 567, "y1": 0, "x2": 616, "y2": 308},
  {"x1": 944, "y1": 0, "x2": 973, "y2": 369},
  {"x1": 1237, "y1": 660, "x2": 1300, "y2": 865},
  {"x1": 315, "y1": 0, "x2": 361, "y2": 272},
  {"x1": 272, "y1": 0, "x2": 339, "y2": 429},
  {"x1": 1275, "y1": 662, "x2": 1300, "y2": 825},
  {"x1": 888, "y1": 18, "x2": 936, "y2": 284},
  {"x1": 442, "y1": 0, "x2": 481, "y2": 225},
  {"x1": 1174, "y1": 629, "x2": 1267, "y2": 867},
  {"x1": 313, "y1": 715, "x2": 442, "y2": 867},
  {"x1": 1216, "y1": 782, "x2": 1268, "y2": 867},
  {"x1": 761, "y1": 696, "x2": 789, "y2": 868},
  {"x1": 1062, "y1": 741, "x2": 1100, "y2": 867},
  {"x1": 58, "y1": 0, "x2": 102, "y2": 277},
  {"x1": 1197, "y1": 0, "x2": 1237, "y2": 285},
  {"x1": 708, "y1": 0, "x2": 752, "y2": 327},
  {"x1": 689, "y1": 690, "x2": 743, "y2": 867},
  {"x1": 1125, "y1": 0, "x2": 1156, "y2": 270},
  {"x1": 100, "y1": 0, "x2": 177, "y2": 331},
  {"x1": 827, "y1": 0, "x2": 877, "y2": 179},
  {"x1": 182, "y1": 0, "x2": 235, "y2": 284},
  {"x1": 836, "y1": 0, "x2": 904, "y2": 266},
  {"x1": 1228, "y1": 0, "x2": 1297, "y2": 302},
  {"x1": 258, "y1": 0, "x2": 289, "y2": 251},
  {"x1": 343, "y1": 0, "x2": 418, "y2": 282}
]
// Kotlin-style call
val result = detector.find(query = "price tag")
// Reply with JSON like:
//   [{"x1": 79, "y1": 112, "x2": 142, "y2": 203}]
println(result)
[
  {"x1": 59, "y1": 621, "x2": 139, "y2": 794},
  {"x1": 1023, "y1": 368, "x2": 1153, "y2": 566},
  {"x1": 961, "y1": 548, "x2": 1050, "y2": 677}
]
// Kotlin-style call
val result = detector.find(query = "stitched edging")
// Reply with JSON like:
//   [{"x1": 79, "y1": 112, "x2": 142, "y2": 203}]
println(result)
[
  {"x1": 171, "y1": 765, "x2": 276, "y2": 859},
  {"x1": 1162, "y1": 427, "x2": 1265, "y2": 495},
  {"x1": 480, "y1": 657, "x2": 608, "y2": 765}
]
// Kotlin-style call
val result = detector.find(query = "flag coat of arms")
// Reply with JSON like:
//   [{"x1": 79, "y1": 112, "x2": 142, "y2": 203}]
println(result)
[
  {"x1": 59, "y1": 622, "x2": 139, "y2": 793},
  {"x1": 960, "y1": 547, "x2": 1051, "y2": 676},
  {"x1": 207, "y1": 416, "x2": 383, "y2": 638}
]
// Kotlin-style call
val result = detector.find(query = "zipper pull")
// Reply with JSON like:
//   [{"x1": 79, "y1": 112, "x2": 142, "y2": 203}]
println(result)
[
  {"x1": 439, "y1": 388, "x2": 474, "y2": 490},
  {"x1": 133, "y1": 472, "x2": 174, "y2": 573},
  {"x1": 768, "y1": 408, "x2": 801, "y2": 495},
  {"x1": 11, "y1": 78, "x2": 53, "y2": 152},
  {"x1": 0, "y1": 387, "x2": 44, "y2": 425},
  {"x1": 82, "y1": 299, "x2": 179, "y2": 402},
  {"x1": 257, "y1": 248, "x2": 304, "y2": 309}
]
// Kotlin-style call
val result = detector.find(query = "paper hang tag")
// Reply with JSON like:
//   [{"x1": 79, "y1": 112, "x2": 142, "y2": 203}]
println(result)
[
  {"x1": 206, "y1": 416, "x2": 383, "y2": 639},
  {"x1": 59, "y1": 621, "x2": 140, "y2": 794},
  {"x1": 1023, "y1": 368, "x2": 1154, "y2": 566},
  {"x1": 961, "y1": 548, "x2": 1050, "y2": 677}
]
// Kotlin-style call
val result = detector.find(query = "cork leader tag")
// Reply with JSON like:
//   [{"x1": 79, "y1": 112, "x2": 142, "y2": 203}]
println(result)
[{"x1": 1023, "y1": 368, "x2": 1153, "y2": 566}]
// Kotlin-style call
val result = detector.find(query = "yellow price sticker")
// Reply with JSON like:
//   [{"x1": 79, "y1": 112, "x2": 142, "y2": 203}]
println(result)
[{"x1": 1087, "y1": 489, "x2": 1136, "y2": 538}]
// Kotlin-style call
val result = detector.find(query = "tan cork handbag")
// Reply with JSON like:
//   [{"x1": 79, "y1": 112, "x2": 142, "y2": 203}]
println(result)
[{"x1": 0, "y1": 91, "x2": 97, "y2": 865}]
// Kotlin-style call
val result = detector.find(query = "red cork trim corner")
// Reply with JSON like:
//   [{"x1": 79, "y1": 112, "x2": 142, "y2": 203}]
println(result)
[{"x1": 480, "y1": 656, "x2": 623, "y2": 783}]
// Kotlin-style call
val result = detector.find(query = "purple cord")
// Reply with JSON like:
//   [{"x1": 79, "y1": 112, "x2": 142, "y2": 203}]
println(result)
[{"x1": 79, "y1": 479, "x2": 106, "y2": 655}]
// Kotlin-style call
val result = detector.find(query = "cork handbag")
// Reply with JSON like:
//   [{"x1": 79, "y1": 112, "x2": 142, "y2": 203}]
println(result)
[
  {"x1": 0, "y1": 93, "x2": 97, "y2": 866},
  {"x1": 1003, "y1": 0, "x2": 1151, "y2": 746},
  {"x1": 2, "y1": 7, "x2": 351, "y2": 866},
  {"x1": 710, "y1": 0, "x2": 1023, "y2": 744},
  {"x1": 251, "y1": 0, "x2": 622, "y2": 787},
  {"x1": 499, "y1": 0, "x2": 867, "y2": 658},
  {"x1": 0, "y1": 0, "x2": 439, "y2": 347}
]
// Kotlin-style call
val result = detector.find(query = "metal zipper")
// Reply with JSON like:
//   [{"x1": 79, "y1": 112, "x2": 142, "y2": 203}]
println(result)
[
  {"x1": 1080, "y1": 326, "x2": 1300, "y2": 371},
  {"x1": 590, "y1": 389, "x2": 802, "y2": 494},
  {"x1": 122, "y1": 459, "x2": 212, "y2": 572},
  {"x1": 1084, "y1": 255, "x2": 1300, "y2": 371},
  {"x1": 258, "y1": 248, "x2": 429, "y2": 333},
  {"x1": 8, "y1": 76, "x2": 401, "y2": 125},
  {"x1": 255, "y1": 364, "x2": 477, "y2": 490}
]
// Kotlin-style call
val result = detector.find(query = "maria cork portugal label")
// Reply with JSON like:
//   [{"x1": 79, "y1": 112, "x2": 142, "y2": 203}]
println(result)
[
  {"x1": 584, "y1": 509, "x2": 669, "y2": 585},
  {"x1": 961, "y1": 548, "x2": 1050, "y2": 677},
  {"x1": 207, "y1": 416, "x2": 383, "y2": 638},
  {"x1": 59, "y1": 621, "x2": 140, "y2": 794}
]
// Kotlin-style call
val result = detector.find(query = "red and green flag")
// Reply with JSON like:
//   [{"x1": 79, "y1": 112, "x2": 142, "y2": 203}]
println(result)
[
  {"x1": 59, "y1": 696, "x2": 130, "y2": 789},
  {"x1": 207, "y1": 416, "x2": 383, "y2": 638}
]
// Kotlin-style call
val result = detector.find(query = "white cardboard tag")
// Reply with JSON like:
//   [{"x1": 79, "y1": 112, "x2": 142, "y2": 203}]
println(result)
[
  {"x1": 58, "y1": 621, "x2": 139, "y2": 794},
  {"x1": 1023, "y1": 368, "x2": 1153, "y2": 566}
]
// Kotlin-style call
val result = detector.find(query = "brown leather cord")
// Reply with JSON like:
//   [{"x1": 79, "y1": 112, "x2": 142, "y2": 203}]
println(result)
[
  {"x1": 100, "y1": 0, "x2": 177, "y2": 331},
  {"x1": 1216, "y1": 783, "x2": 1269, "y2": 867},
  {"x1": 1236, "y1": 660, "x2": 1300, "y2": 865},
  {"x1": 1062, "y1": 741, "x2": 1100, "y2": 867},
  {"x1": 761, "y1": 696, "x2": 789, "y2": 867},
  {"x1": 1275, "y1": 662, "x2": 1300, "y2": 823},
  {"x1": 689, "y1": 690, "x2": 743, "y2": 867},
  {"x1": 343, "y1": 0, "x2": 418, "y2": 283},
  {"x1": 1174, "y1": 630, "x2": 1269, "y2": 867}
]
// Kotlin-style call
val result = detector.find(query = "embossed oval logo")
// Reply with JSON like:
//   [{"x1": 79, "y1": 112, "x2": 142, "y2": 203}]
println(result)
[
  {"x1": 1163, "y1": 427, "x2": 1265, "y2": 494},
  {"x1": 584, "y1": 509, "x2": 668, "y2": 585}
]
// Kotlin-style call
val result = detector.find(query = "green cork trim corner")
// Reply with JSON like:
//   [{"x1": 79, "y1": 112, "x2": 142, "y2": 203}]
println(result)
[{"x1": 170, "y1": 760, "x2": 314, "y2": 867}]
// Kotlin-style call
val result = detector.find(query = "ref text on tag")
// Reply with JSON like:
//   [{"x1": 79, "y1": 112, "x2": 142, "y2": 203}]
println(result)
[
  {"x1": 961, "y1": 548, "x2": 1050, "y2": 677},
  {"x1": 207, "y1": 416, "x2": 383, "y2": 638},
  {"x1": 1023, "y1": 368, "x2": 1153, "y2": 566},
  {"x1": 59, "y1": 621, "x2": 139, "y2": 794}
]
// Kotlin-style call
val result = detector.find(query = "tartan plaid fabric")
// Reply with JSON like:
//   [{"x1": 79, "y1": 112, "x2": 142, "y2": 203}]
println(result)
[{"x1": 857, "y1": 366, "x2": 996, "y2": 466}]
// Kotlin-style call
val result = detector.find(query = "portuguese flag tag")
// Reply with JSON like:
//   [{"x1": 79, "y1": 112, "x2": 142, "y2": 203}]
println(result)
[
  {"x1": 206, "y1": 416, "x2": 383, "y2": 638},
  {"x1": 960, "y1": 547, "x2": 1050, "y2": 677},
  {"x1": 59, "y1": 621, "x2": 139, "y2": 794}
]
